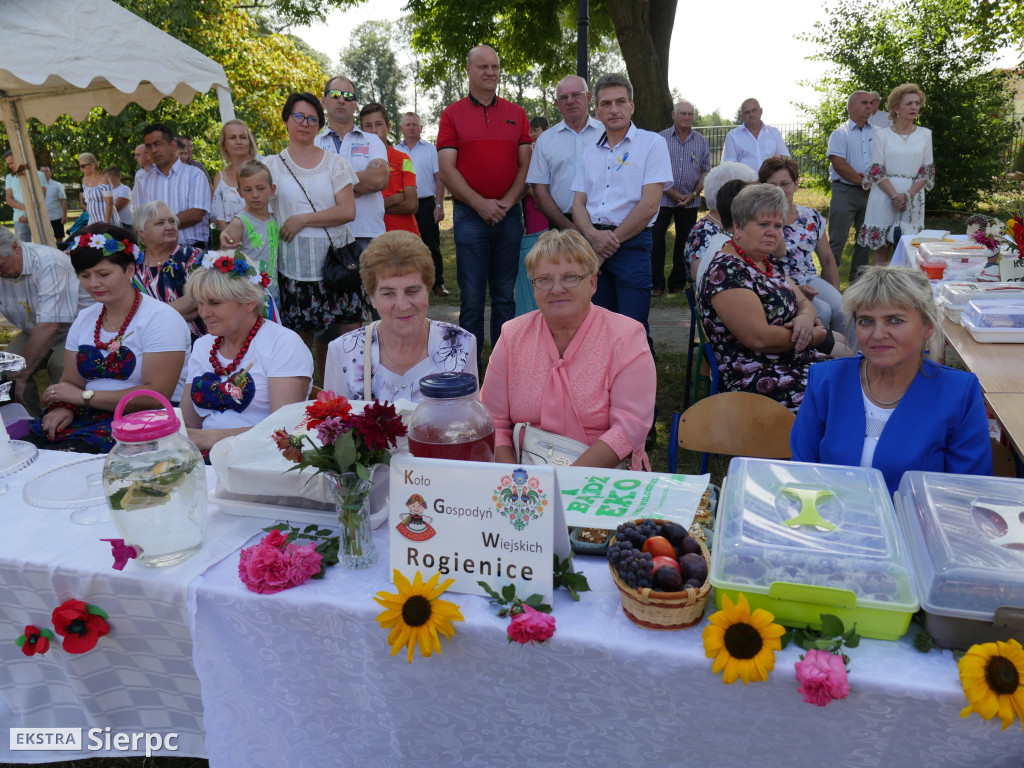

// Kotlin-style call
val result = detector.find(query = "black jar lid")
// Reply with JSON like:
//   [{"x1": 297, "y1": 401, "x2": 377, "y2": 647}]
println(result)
[{"x1": 418, "y1": 372, "x2": 477, "y2": 398}]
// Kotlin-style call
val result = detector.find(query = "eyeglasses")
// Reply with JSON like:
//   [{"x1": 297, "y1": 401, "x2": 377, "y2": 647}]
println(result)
[
  {"x1": 289, "y1": 112, "x2": 320, "y2": 127},
  {"x1": 531, "y1": 273, "x2": 590, "y2": 291},
  {"x1": 555, "y1": 91, "x2": 587, "y2": 103},
  {"x1": 78, "y1": 163, "x2": 92, "y2": 169},
  {"x1": 326, "y1": 89, "x2": 356, "y2": 102}
]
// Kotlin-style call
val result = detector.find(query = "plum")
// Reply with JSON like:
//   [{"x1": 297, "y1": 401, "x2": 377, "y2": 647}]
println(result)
[
  {"x1": 679, "y1": 552, "x2": 708, "y2": 584},
  {"x1": 680, "y1": 535, "x2": 701, "y2": 555},
  {"x1": 683, "y1": 578, "x2": 705, "y2": 591},
  {"x1": 654, "y1": 565, "x2": 683, "y2": 592},
  {"x1": 661, "y1": 521, "x2": 686, "y2": 548}
]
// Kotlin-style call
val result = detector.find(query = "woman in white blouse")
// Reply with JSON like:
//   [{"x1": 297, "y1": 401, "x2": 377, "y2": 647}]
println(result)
[
  {"x1": 262, "y1": 91, "x2": 358, "y2": 378},
  {"x1": 211, "y1": 119, "x2": 259, "y2": 236}
]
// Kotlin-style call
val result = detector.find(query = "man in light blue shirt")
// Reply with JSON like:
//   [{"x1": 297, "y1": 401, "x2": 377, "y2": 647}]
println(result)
[
  {"x1": 526, "y1": 75, "x2": 603, "y2": 233},
  {"x1": 397, "y1": 111, "x2": 449, "y2": 295},
  {"x1": 4, "y1": 150, "x2": 47, "y2": 243},
  {"x1": 827, "y1": 91, "x2": 876, "y2": 277}
]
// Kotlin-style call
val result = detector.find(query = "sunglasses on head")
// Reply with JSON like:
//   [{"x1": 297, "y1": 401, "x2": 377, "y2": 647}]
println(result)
[{"x1": 326, "y1": 89, "x2": 356, "y2": 102}]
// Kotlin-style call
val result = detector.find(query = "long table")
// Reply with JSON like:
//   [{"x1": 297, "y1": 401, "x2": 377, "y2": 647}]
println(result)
[
  {"x1": 939, "y1": 315, "x2": 1024, "y2": 395},
  {"x1": 2, "y1": 452, "x2": 1022, "y2": 766}
]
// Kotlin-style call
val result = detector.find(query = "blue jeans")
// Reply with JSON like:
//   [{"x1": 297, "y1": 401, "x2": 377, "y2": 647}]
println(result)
[
  {"x1": 593, "y1": 228, "x2": 655, "y2": 357},
  {"x1": 453, "y1": 202, "x2": 523, "y2": 363}
]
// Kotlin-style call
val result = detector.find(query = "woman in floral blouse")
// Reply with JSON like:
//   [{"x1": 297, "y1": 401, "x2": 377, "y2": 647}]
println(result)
[
  {"x1": 683, "y1": 161, "x2": 757, "y2": 284},
  {"x1": 759, "y1": 155, "x2": 843, "y2": 332},
  {"x1": 698, "y1": 184, "x2": 851, "y2": 412},
  {"x1": 858, "y1": 83, "x2": 935, "y2": 266}
]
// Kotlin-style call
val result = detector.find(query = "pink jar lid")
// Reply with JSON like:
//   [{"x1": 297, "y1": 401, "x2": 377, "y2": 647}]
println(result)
[{"x1": 111, "y1": 389, "x2": 180, "y2": 442}]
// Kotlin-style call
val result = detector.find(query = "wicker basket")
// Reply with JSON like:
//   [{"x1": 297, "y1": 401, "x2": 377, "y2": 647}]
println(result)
[{"x1": 608, "y1": 522, "x2": 712, "y2": 631}]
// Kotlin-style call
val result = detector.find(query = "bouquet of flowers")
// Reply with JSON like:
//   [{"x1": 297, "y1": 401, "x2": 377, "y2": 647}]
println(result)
[
  {"x1": 968, "y1": 207, "x2": 1024, "y2": 256},
  {"x1": 272, "y1": 391, "x2": 406, "y2": 568}
]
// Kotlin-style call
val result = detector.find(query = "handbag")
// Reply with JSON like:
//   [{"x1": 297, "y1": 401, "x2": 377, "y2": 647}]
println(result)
[
  {"x1": 512, "y1": 422, "x2": 627, "y2": 469},
  {"x1": 278, "y1": 155, "x2": 364, "y2": 294}
]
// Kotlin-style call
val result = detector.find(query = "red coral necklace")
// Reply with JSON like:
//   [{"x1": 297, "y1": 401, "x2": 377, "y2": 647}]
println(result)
[
  {"x1": 728, "y1": 239, "x2": 773, "y2": 278},
  {"x1": 94, "y1": 289, "x2": 141, "y2": 350},
  {"x1": 210, "y1": 317, "x2": 264, "y2": 377}
]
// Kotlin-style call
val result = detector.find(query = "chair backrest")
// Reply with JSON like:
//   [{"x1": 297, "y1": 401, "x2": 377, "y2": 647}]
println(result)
[
  {"x1": 676, "y1": 391, "x2": 795, "y2": 459},
  {"x1": 991, "y1": 438, "x2": 1018, "y2": 478}
]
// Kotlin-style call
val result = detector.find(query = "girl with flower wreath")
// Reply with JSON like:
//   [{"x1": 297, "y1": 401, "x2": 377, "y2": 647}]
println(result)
[
  {"x1": 181, "y1": 250, "x2": 312, "y2": 453},
  {"x1": 28, "y1": 224, "x2": 190, "y2": 453}
]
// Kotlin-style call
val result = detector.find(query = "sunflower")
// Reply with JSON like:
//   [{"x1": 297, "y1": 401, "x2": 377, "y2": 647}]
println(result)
[
  {"x1": 375, "y1": 570, "x2": 464, "y2": 663},
  {"x1": 702, "y1": 593, "x2": 786, "y2": 685},
  {"x1": 959, "y1": 638, "x2": 1024, "y2": 730}
]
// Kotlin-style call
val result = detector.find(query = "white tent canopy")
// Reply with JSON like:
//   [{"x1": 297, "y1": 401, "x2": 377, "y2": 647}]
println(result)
[{"x1": 1, "y1": 0, "x2": 234, "y2": 245}]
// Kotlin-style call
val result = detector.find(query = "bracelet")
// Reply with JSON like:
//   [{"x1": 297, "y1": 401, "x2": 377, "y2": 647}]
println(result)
[
  {"x1": 815, "y1": 328, "x2": 836, "y2": 355},
  {"x1": 46, "y1": 401, "x2": 80, "y2": 416}
]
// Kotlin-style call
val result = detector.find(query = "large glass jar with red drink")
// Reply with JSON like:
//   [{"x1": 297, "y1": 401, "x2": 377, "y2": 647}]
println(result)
[{"x1": 407, "y1": 372, "x2": 494, "y2": 462}]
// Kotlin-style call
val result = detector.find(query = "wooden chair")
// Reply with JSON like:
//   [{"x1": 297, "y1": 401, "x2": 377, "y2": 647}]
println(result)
[
  {"x1": 682, "y1": 286, "x2": 718, "y2": 407},
  {"x1": 668, "y1": 391, "x2": 796, "y2": 474}
]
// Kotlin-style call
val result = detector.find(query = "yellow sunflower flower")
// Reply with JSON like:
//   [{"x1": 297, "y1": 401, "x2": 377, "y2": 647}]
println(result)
[
  {"x1": 702, "y1": 593, "x2": 786, "y2": 684},
  {"x1": 959, "y1": 638, "x2": 1024, "y2": 730},
  {"x1": 374, "y1": 569, "x2": 464, "y2": 663}
]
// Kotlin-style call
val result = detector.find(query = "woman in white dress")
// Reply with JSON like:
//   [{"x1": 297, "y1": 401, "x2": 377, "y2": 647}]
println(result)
[
  {"x1": 858, "y1": 83, "x2": 935, "y2": 266},
  {"x1": 211, "y1": 119, "x2": 259, "y2": 238}
]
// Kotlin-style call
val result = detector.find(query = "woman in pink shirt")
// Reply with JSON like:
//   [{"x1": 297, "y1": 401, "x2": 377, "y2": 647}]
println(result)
[{"x1": 481, "y1": 229, "x2": 656, "y2": 470}]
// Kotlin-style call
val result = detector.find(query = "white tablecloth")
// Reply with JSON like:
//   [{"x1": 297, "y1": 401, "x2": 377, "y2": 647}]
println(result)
[
  {"x1": 0, "y1": 450, "x2": 265, "y2": 763},
  {"x1": 190, "y1": 527, "x2": 1023, "y2": 768}
]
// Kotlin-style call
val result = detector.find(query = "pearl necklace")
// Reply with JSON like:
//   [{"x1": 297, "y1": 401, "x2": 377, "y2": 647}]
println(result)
[
  {"x1": 94, "y1": 289, "x2": 141, "y2": 350},
  {"x1": 210, "y1": 317, "x2": 264, "y2": 377},
  {"x1": 728, "y1": 239, "x2": 773, "y2": 278}
]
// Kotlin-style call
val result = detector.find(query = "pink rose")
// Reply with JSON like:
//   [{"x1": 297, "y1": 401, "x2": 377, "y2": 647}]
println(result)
[
  {"x1": 507, "y1": 604, "x2": 556, "y2": 645},
  {"x1": 262, "y1": 529, "x2": 288, "y2": 549},
  {"x1": 794, "y1": 649, "x2": 850, "y2": 707},
  {"x1": 238, "y1": 544, "x2": 293, "y2": 594},
  {"x1": 284, "y1": 542, "x2": 323, "y2": 584}
]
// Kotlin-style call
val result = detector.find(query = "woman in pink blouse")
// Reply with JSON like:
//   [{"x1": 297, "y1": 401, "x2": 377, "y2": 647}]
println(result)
[{"x1": 481, "y1": 229, "x2": 656, "y2": 470}]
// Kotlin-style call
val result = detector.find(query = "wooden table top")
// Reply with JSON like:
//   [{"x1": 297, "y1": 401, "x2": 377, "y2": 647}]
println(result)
[
  {"x1": 939, "y1": 316, "x2": 1024, "y2": 394},
  {"x1": 985, "y1": 393, "x2": 1024, "y2": 455}
]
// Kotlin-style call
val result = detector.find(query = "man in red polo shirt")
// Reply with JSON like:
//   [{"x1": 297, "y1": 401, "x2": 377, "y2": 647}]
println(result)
[{"x1": 437, "y1": 44, "x2": 532, "y2": 364}]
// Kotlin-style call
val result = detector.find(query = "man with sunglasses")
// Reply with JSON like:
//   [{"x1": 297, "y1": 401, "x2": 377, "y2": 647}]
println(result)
[
  {"x1": 315, "y1": 76, "x2": 388, "y2": 258},
  {"x1": 437, "y1": 44, "x2": 532, "y2": 367}
]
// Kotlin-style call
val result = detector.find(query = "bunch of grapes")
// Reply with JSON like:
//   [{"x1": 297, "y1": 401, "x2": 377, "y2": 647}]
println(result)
[
  {"x1": 614, "y1": 519, "x2": 661, "y2": 549},
  {"x1": 616, "y1": 550, "x2": 654, "y2": 589}
]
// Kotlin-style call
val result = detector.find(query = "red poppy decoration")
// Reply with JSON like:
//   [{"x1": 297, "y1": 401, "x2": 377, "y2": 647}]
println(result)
[
  {"x1": 51, "y1": 599, "x2": 110, "y2": 654},
  {"x1": 15, "y1": 625, "x2": 54, "y2": 657},
  {"x1": 214, "y1": 256, "x2": 234, "y2": 273}
]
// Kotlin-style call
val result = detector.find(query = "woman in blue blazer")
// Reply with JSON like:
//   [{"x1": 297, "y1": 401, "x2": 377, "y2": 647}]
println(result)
[{"x1": 791, "y1": 266, "x2": 991, "y2": 495}]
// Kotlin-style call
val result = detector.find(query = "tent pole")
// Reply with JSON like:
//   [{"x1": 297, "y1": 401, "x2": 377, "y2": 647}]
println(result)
[
  {"x1": 215, "y1": 85, "x2": 235, "y2": 123},
  {"x1": 0, "y1": 100, "x2": 55, "y2": 248}
]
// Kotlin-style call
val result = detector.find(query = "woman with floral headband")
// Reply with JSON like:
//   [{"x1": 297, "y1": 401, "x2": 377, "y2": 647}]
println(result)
[
  {"x1": 29, "y1": 224, "x2": 190, "y2": 453},
  {"x1": 181, "y1": 250, "x2": 312, "y2": 453}
]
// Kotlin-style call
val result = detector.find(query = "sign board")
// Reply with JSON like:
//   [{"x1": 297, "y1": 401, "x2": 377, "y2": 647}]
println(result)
[
  {"x1": 999, "y1": 254, "x2": 1024, "y2": 283},
  {"x1": 389, "y1": 456, "x2": 571, "y2": 601},
  {"x1": 556, "y1": 468, "x2": 710, "y2": 529}
]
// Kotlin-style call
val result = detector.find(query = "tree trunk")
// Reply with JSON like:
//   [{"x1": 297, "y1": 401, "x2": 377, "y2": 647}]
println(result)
[{"x1": 605, "y1": 0, "x2": 676, "y2": 131}]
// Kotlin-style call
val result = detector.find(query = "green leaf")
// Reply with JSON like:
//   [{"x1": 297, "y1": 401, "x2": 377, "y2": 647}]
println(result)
[
  {"x1": 501, "y1": 584, "x2": 516, "y2": 602},
  {"x1": 819, "y1": 613, "x2": 845, "y2": 638},
  {"x1": 85, "y1": 604, "x2": 109, "y2": 620},
  {"x1": 334, "y1": 431, "x2": 358, "y2": 473},
  {"x1": 912, "y1": 631, "x2": 935, "y2": 653},
  {"x1": 355, "y1": 463, "x2": 371, "y2": 481},
  {"x1": 477, "y1": 581, "x2": 501, "y2": 601},
  {"x1": 303, "y1": 524, "x2": 318, "y2": 533}
]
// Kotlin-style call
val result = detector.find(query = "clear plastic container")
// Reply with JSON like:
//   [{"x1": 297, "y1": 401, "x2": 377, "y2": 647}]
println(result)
[
  {"x1": 710, "y1": 457, "x2": 918, "y2": 640},
  {"x1": 894, "y1": 471, "x2": 1024, "y2": 649},
  {"x1": 103, "y1": 389, "x2": 207, "y2": 567},
  {"x1": 407, "y1": 372, "x2": 495, "y2": 463},
  {"x1": 961, "y1": 299, "x2": 1024, "y2": 342},
  {"x1": 938, "y1": 282, "x2": 1024, "y2": 323}
]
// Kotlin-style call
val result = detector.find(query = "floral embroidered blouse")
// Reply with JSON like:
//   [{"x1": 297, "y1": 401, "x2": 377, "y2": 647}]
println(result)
[
  {"x1": 134, "y1": 245, "x2": 206, "y2": 339},
  {"x1": 780, "y1": 205, "x2": 826, "y2": 286}
]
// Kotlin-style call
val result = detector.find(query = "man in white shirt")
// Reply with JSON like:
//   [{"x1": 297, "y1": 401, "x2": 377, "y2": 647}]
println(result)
[
  {"x1": 133, "y1": 143, "x2": 151, "y2": 183},
  {"x1": 39, "y1": 165, "x2": 67, "y2": 241},
  {"x1": 827, "y1": 91, "x2": 877, "y2": 276},
  {"x1": 721, "y1": 98, "x2": 790, "y2": 173},
  {"x1": 526, "y1": 74, "x2": 603, "y2": 233},
  {"x1": 397, "y1": 111, "x2": 449, "y2": 296},
  {"x1": 867, "y1": 92, "x2": 892, "y2": 129},
  {"x1": 133, "y1": 123, "x2": 212, "y2": 247},
  {"x1": 571, "y1": 73, "x2": 672, "y2": 354},
  {"x1": 4, "y1": 150, "x2": 47, "y2": 243}
]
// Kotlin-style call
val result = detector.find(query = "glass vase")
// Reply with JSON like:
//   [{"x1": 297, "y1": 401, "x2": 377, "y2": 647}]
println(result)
[{"x1": 325, "y1": 471, "x2": 377, "y2": 569}]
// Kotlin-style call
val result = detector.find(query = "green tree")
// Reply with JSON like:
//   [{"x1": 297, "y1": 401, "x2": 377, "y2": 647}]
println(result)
[
  {"x1": 339, "y1": 21, "x2": 406, "y2": 143},
  {"x1": 797, "y1": 0, "x2": 1016, "y2": 208},
  {"x1": 693, "y1": 108, "x2": 735, "y2": 128}
]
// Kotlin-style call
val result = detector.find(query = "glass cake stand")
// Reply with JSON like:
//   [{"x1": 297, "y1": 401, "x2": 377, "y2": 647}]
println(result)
[
  {"x1": 23, "y1": 454, "x2": 111, "y2": 524},
  {"x1": 0, "y1": 351, "x2": 38, "y2": 494}
]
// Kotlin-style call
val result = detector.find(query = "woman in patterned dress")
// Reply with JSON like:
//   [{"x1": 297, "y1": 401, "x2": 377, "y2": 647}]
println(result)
[
  {"x1": 697, "y1": 184, "x2": 852, "y2": 412},
  {"x1": 78, "y1": 153, "x2": 116, "y2": 226},
  {"x1": 324, "y1": 231, "x2": 476, "y2": 402}
]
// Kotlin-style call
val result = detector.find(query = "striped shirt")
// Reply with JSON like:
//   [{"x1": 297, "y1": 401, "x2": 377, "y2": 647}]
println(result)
[
  {"x1": 571, "y1": 122, "x2": 673, "y2": 228},
  {"x1": 658, "y1": 127, "x2": 711, "y2": 208},
  {"x1": 132, "y1": 160, "x2": 212, "y2": 244},
  {"x1": 0, "y1": 242, "x2": 89, "y2": 332}
]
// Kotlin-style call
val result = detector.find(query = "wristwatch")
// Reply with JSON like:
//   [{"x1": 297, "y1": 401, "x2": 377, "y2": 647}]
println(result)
[
  {"x1": 435, "y1": 203, "x2": 443, "y2": 208},
  {"x1": 81, "y1": 389, "x2": 95, "y2": 404}
]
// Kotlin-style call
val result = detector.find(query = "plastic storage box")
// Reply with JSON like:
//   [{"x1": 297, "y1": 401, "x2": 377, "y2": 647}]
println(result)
[
  {"x1": 938, "y1": 282, "x2": 1024, "y2": 323},
  {"x1": 960, "y1": 299, "x2": 1024, "y2": 343},
  {"x1": 894, "y1": 472, "x2": 1024, "y2": 649},
  {"x1": 710, "y1": 458, "x2": 919, "y2": 641}
]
